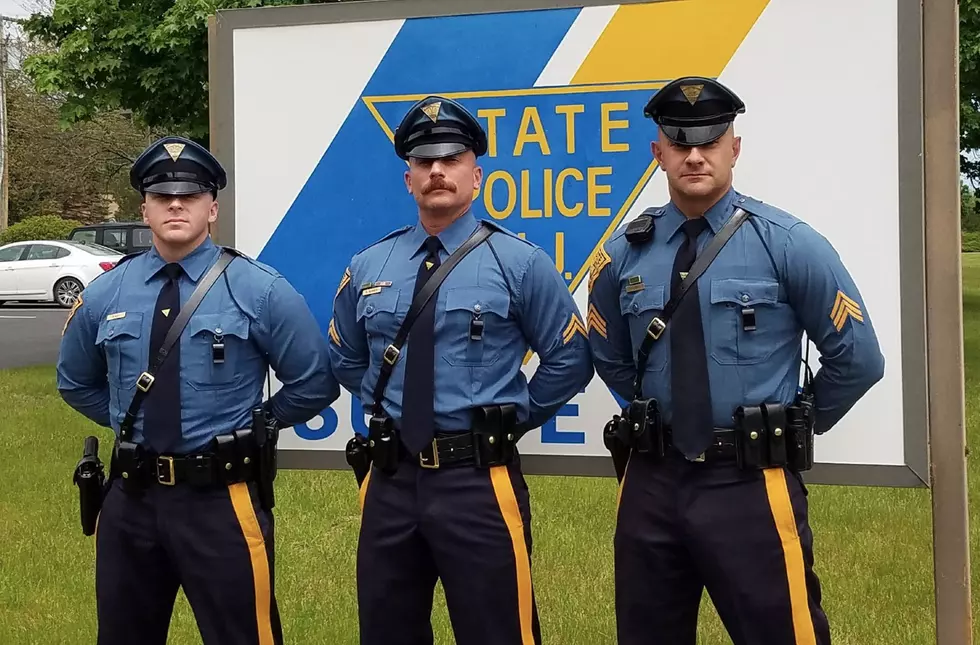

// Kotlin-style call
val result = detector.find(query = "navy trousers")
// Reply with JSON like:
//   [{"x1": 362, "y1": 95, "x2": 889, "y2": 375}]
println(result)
[
  {"x1": 614, "y1": 450, "x2": 831, "y2": 645},
  {"x1": 356, "y1": 455, "x2": 541, "y2": 645},
  {"x1": 94, "y1": 478, "x2": 282, "y2": 645}
]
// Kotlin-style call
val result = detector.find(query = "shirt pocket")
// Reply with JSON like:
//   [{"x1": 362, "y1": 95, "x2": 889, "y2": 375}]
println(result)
[
  {"x1": 186, "y1": 312, "x2": 250, "y2": 390},
  {"x1": 96, "y1": 313, "x2": 145, "y2": 389},
  {"x1": 439, "y1": 286, "x2": 511, "y2": 367},
  {"x1": 619, "y1": 285, "x2": 667, "y2": 372},
  {"x1": 708, "y1": 278, "x2": 794, "y2": 365},
  {"x1": 356, "y1": 288, "x2": 402, "y2": 355}
]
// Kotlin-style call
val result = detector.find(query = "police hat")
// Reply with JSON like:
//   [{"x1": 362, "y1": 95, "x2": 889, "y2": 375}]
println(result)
[
  {"x1": 393, "y1": 96, "x2": 488, "y2": 160},
  {"x1": 129, "y1": 136, "x2": 227, "y2": 196},
  {"x1": 643, "y1": 76, "x2": 745, "y2": 146}
]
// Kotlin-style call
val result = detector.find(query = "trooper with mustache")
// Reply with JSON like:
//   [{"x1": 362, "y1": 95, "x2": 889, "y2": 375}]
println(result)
[
  {"x1": 329, "y1": 96, "x2": 594, "y2": 645},
  {"x1": 57, "y1": 136, "x2": 339, "y2": 645},
  {"x1": 588, "y1": 77, "x2": 884, "y2": 645}
]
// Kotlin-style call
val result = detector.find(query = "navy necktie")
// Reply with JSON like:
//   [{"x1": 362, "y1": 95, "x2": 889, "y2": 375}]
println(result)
[
  {"x1": 401, "y1": 236, "x2": 442, "y2": 454},
  {"x1": 670, "y1": 218, "x2": 714, "y2": 459},
  {"x1": 144, "y1": 262, "x2": 183, "y2": 454}
]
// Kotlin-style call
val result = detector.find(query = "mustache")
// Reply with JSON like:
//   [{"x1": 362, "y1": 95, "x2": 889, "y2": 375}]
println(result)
[{"x1": 422, "y1": 178, "x2": 456, "y2": 194}]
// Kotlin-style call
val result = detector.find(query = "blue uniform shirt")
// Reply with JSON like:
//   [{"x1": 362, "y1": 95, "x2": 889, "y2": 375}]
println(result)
[
  {"x1": 57, "y1": 237, "x2": 339, "y2": 452},
  {"x1": 329, "y1": 210, "x2": 594, "y2": 432},
  {"x1": 588, "y1": 187, "x2": 885, "y2": 434}
]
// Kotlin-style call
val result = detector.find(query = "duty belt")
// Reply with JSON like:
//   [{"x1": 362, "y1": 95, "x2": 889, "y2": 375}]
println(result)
[
  {"x1": 662, "y1": 427, "x2": 738, "y2": 463},
  {"x1": 415, "y1": 431, "x2": 480, "y2": 469},
  {"x1": 112, "y1": 435, "x2": 260, "y2": 488}
]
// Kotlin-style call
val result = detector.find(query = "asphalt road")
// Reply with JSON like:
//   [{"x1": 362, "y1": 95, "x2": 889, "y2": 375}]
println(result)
[{"x1": 0, "y1": 303, "x2": 71, "y2": 370}]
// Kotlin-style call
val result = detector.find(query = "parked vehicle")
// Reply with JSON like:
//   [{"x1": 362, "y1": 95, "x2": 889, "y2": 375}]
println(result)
[
  {"x1": 68, "y1": 222, "x2": 152, "y2": 256},
  {"x1": 0, "y1": 240, "x2": 123, "y2": 308}
]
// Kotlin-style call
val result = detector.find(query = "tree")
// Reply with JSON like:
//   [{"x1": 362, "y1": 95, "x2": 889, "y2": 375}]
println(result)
[
  {"x1": 961, "y1": 0, "x2": 980, "y2": 187},
  {"x1": 7, "y1": 63, "x2": 155, "y2": 224},
  {"x1": 22, "y1": 0, "x2": 334, "y2": 146},
  {"x1": 962, "y1": 182, "x2": 980, "y2": 232}
]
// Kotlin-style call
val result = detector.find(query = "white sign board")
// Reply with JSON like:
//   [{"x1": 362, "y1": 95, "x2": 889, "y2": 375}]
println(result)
[{"x1": 210, "y1": 0, "x2": 928, "y2": 486}]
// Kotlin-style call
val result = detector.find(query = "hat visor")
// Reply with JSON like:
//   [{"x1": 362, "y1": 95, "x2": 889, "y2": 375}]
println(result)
[
  {"x1": 143, "y1": 181, "x2": 213, "y2": 196},
  {"x1": 658, "y1": 123, "x2": 731, "y2": 146},
  {"x1": 407, "y1": 141, "x2": 470, "y2": 160}
]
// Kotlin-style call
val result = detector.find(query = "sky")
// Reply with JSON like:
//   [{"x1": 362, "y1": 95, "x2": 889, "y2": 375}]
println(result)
[{"x1": 0, "y1": 0, "x2": 33, "y2": 18}]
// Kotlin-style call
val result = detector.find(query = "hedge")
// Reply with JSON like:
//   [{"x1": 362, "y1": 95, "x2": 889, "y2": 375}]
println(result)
[{"x1": 0, "y1": 215, "x2": 78, "y2": 246}]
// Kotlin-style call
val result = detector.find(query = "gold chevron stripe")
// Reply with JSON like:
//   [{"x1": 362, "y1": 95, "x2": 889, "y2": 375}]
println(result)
[
  {"x1": 587, "y1": 304, "x2": 608, "y2": 338},
  {"x1": 830, "y1": 290, "x2": 864, "y2": 331},
  {"x1": 563, "y1": 313, "x2": 588, "y2": 344},
  {"x1": 328, "y1": 318, "x2": 341, "y2": 346},
  {"x1": 335, "y1": 267, "x2": 351, "y2": 299}
]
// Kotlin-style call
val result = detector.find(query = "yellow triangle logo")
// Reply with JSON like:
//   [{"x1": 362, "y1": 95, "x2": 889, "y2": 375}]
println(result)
[
  {"x1": 421, "y1": 102, "x2": 441, "y2": 122},
  {"x1": 164, "y1": 143, "x2": 185, "y2": 162},
  {"x1": 681, "y1": 84, "x2": 704, "y2": 105},
  {"x1": 162, "y1": 308, "x2": 171, "y2": 317},
  {"x1": 426, "y1": 261, "x2": 434, "y2": 270}
]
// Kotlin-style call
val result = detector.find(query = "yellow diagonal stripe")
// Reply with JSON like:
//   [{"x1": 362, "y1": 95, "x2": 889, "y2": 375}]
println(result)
[
  {"x1": 563, "y1": 314, "x2": 588, "y2": 344},
  {"x1": 571, "y1": 0, "x2": 771, "y2": 84},
  {"x1": 328, "y1": 318, "x2": 341, "y2": 346}
]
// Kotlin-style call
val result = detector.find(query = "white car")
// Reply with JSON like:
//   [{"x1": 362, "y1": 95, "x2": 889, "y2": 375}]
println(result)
[{"x1": 0, "y1": 240, "x2": 124, "y2": 308}]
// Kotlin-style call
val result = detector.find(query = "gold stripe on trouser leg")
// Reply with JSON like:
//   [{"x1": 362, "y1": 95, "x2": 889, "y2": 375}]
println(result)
[
  {"x1": 228, "y1": 482, "x2": 275, "y2": 645},
  {"x1": 615, "y1": 454, "x2": 632, "y2": 516},
  {"x1": 358, "y1": 469, "x2": 372, "y2": 518},
  {"x1": 763, "y1": 468, "x2": 817, "y2": 645},
  {"x1": 489, "y1": 465, "x2": 535, "y2": 645}
]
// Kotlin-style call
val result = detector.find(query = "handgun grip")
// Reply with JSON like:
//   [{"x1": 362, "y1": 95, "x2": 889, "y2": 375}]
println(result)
[{"x1": 83, "y1": 436, "x2": 99, "y2": 458}]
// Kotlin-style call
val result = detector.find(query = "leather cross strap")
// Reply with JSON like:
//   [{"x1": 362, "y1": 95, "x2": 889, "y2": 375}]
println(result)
[
  {"x1": 633, "y1": 208, "x2": 749, "y2": 398},
  {"x1": 371, "y1": 222, "x2": 494, "y2": 417},
  {"x1": 120, "y1": 249, "x2": 237, "y2": 441}
]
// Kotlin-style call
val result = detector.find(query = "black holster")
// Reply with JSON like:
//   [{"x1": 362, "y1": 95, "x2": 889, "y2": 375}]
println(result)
[
  {"x1": 602, "y1": 415, "x2": 631, "y2": 483},
  {"x1": 345, "y1": 433, "x2": 372, "y2": 487},
  {"x1": 734, "y1": 397, "x2": 813, "y2": 472},
  {"x1": 73, "y1": 436, "x2": 106, "y2": 536},
  {"x1": 250, "y1": 407, "x2": 279, "y2": 511},
  {"x1": 471, "y1": 404, "x2": 518, "y2": 468},
  {"x1": 623, "y1": 399, "x2": 664, "y2": 456},
  {"x1": 367, "y1": 415, "x2": 400, "y2": 475}
]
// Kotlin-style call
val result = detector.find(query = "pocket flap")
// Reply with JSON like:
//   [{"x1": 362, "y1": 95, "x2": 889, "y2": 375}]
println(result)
[
  {"x1": 188, "y1": 312, "x2": 249, "y2": 339},
  {"x1": 96, "y1": 312, "x2": 143, "y2": 344},
  {"x1": 619, "y1": 284, "x2": 666, "y2": 316},
  {"x1": 356, "y1": 288, "x2": 401, "y2": 320},
  {"x1": 444, "y1": 286, "x2": 510, "y2": 317},
  {"x1": 710, "y1": 278, "x2": 779, "y2": 306}
]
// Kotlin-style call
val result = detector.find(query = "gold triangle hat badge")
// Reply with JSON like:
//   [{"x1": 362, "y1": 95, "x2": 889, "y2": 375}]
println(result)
[
  {"x1": 421, "y1": 101, "x2": 442, "y2": 123},
  {"x1": 681, "y1": 84, "x2": 704, "y2": 105},
  {"x1": 163, "y1": 143, "x2": 185, "y2": 162}
]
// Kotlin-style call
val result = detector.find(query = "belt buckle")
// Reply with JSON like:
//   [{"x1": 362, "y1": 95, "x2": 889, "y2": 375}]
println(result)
[
  {"x1": 156, "y1": 456, "x2": 176, "y2": 485},
  {"x1": 136, "y1": 371, "x2": 155, "y2": 392},
  {"x1": 419, "y1": 439, "x2": 440, "y2": 469}
]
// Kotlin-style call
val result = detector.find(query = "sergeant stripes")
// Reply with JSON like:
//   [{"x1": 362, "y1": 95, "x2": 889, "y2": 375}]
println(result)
[
  {"x1": 830, "y1": 290, "x2": 863, "y2": 332},
  {"x1": 587, "y1": 303, "x2": 607, "y2": 339},
  {"x1": 562, "y1": 313, "x2": 588, "y2": 345}
]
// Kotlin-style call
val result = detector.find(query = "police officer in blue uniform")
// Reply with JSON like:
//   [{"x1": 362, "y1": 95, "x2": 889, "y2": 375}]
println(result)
[
  {"x1": 329, "y1": 96, "x2": 594, "y2": 645},
  {"x1": 58, "y1": 136, "x2": 339, "y2": 645},
  {"x1": 589, "y1": 77, "x2": 885, "y2": 645}
]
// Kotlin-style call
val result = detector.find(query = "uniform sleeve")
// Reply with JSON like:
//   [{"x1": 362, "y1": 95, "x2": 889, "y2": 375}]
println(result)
[
  {"x1": 586, "y1": 244, "x2": 635, "y2": 403},
  {"x1": 518, "y1": 248, "x2": 595, "y2": 429},
  {"x1": 56, "y1": 293, "x2": 111, "y2": 427},
  {"x1": 256, "y1": 276, "x2": 340, "y2": 426},
  {"x1": 326, "y1": 266, "x2": 369, "y2": 396},
  {"x1": 782, "y1": 222, "x2": 885, "y2": 433}
]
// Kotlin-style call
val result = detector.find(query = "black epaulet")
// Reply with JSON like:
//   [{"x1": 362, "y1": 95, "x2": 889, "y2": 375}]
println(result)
[
  {"x1": 625, "y1": 207, "x2": 659, "y2": 244},
  {"x1": 114, "y1": 250, "x2": 147, "y2": 266}
]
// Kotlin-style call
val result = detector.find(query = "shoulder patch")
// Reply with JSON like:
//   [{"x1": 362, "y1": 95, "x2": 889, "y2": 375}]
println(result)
[
  {"x1": 589, "y1": 246, "x2": 612, "y2": 292},
  {"x1": 62, "y1": 294, "x2": 85, "y2": 336},
  {"x1": 335, "y1": 267, "x2": 351, "y2": 299}
]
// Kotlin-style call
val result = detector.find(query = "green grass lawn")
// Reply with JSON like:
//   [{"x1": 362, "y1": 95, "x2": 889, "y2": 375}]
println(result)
[{"x1": 2, "y1": 258, "x2": 979, "y2": 643}]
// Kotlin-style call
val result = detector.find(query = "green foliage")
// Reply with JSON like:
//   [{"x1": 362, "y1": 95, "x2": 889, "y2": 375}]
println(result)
[
  {"x1": 23, "y1": 0, "x2": 336, "y2": 144},
  {"x1": 961, "y1": 0, "x2": 980, "y2": 186},
  {"x1": 964, "y1": 231, "x2": 980, "y2": 252},
  {"x1": 0, "y1": 215, "x2": 78, "y2": 245},
  {"x1": 963, "y1": 183, "x2": 980, "y2": 232}
]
